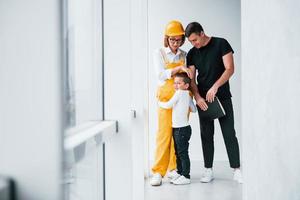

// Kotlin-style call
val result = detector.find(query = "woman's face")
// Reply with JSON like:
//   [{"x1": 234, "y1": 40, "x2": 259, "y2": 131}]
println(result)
[{"x1": 168, "y1": 35, "x2": 183, "y2": 51}]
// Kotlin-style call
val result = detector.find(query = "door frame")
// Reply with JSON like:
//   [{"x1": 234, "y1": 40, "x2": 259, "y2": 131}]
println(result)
[{"x1": 130, "y1": 0, "x2": 149, "y2": 199}]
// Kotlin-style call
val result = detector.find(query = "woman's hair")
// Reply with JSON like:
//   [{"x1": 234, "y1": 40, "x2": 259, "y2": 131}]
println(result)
[{"x1": 163, "y1": 35, "x2": 185, "y2": 48}]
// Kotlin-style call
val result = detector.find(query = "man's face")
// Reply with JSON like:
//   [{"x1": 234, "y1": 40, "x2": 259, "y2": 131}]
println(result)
[
  {"x1": 174, "y1": 77, "x2": 189, "y2": 90},
  {"x1": 188, "y1": 32, "x2": 204, "y2": 49}
]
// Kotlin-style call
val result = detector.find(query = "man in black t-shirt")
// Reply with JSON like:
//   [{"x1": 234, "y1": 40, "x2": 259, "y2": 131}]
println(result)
[{"x1": 185, "y1": 22, "x2": 242, "y2": 184}]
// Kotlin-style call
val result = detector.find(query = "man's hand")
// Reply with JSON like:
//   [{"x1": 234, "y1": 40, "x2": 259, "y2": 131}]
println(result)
[
  {"x1": 206, "y1": 85, "x2": 218, "y2": 103},
  {"x1": 195, "y1": 96, "x2": 208, "y2": 111}
]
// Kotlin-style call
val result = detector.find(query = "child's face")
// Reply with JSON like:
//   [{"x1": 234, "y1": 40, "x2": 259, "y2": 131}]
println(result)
[{"x1": 174, "y1": 77, "x2": 189, "y2": 90}]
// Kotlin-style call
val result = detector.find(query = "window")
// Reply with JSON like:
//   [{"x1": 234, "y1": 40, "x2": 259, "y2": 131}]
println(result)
[
  {"x1": 62, "y1": 0, "x2": 105, "y2": 199},
  {"x1": 63, "y1": 0, "x2": 103, "y2": 129}
]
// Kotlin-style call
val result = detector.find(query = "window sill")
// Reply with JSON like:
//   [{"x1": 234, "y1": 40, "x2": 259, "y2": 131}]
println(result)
[{"x1": 64, "y1": 120, "x2": 117, "y2": 151}]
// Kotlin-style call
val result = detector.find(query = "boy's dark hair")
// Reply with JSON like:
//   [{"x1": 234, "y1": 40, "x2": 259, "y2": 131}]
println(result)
[
  {"x1": 185, "y1": 22, "x2": 204, "y2": 38},
  {"x1": 175, "y1": 72, "x2": 191, "y2": 86}
]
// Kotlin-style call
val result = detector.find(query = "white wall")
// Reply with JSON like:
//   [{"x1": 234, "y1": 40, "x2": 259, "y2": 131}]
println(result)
[
  {"x1": 0, "y1": 0, "x2": 63, "y2": 199},
  {"x1": 242, "y1": 1, "x2": 300, "y2": 200},
  {"x1": 148, "y1": 0, "x2": 241, "y2": 165}
]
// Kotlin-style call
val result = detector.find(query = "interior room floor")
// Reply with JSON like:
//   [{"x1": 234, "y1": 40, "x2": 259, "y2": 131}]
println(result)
[{"x1": 145, "y1": 161, "x2": 242, "y2": 200}]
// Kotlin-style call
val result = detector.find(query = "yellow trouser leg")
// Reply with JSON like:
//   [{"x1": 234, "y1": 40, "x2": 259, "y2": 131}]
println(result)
[{"x1": 152, "y1": 107, "x2": 176, "y2": 177}]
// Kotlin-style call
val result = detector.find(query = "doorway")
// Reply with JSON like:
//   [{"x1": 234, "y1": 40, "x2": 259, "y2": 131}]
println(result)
[{"x1": 144, "y1": 0, "x2": 242, "y2": 199}]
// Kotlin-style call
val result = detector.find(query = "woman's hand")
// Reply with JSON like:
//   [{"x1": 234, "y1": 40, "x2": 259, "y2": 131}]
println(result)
[
  {"x1": 180, "y1": 66, "x2": 193, "y2": 79},
  {"x1": 195, "y1": 95, "x2": 208, "y2": 111}
]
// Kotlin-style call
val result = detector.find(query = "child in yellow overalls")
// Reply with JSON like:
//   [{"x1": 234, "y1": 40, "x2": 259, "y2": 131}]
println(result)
[{"x1": 151, "y1": 20, "x2": 193, "y2": 186}]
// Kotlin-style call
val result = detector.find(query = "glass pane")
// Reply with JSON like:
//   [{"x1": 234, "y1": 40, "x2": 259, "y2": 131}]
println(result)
[{"x1": 64, "y1": 0, "x2": 103, "y2": 129}]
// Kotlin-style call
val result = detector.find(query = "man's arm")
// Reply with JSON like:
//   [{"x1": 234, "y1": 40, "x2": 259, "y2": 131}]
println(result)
[
  {"x1": 189, "y1": 66, "x2": 200, "y2": 98},
  {"x1": 189, "y1": 65, "x2": 208, "y2": 111},
  {"x1": 206, "y1": 52, "x2": 234, "y2": 102}
]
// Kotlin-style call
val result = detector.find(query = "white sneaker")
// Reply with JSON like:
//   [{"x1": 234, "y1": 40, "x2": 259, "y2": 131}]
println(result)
[
  {"x1": 233, "y1": 169, "x2": 243, "y2": 184},
  {"x1": 170, "y1": 173, "x2": 181, "y2": 184},
  {"x1": 200, "y1": 168, "x2": 214, "y2": 183},
  {"x1": 150, "y1": 173, "x2": 162, "y2": 186},
  {"x1": 166, "y1": 170, "x2": 180, "y2": 179},
  {"x1": 173, "y1": 175, "x2": 191, "y2": 185}
]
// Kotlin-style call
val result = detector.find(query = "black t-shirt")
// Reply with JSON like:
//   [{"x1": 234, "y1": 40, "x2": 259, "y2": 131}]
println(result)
[{"x1": 187, "y1": 37, "x2": 234, "y2": 100}]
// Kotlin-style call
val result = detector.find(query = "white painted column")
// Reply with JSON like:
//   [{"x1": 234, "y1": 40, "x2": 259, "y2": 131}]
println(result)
[{"x1": 0, "y1": 0, "x2": 63, "y2": 199}]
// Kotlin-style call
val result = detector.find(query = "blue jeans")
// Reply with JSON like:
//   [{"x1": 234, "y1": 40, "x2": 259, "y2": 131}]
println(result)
[{"x1": 173, "y1": 125, "x2": 192, "y2": 179}]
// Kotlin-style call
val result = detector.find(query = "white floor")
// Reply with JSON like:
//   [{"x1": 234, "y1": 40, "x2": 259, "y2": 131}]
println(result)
[{"x1": 145, "y1": 161, "x2": 242, "y2": 200}]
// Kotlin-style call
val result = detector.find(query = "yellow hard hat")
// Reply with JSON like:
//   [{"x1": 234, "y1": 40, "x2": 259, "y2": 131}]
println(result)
[{"x1": 164, "y1": 20, "x2": 185, "y2": 36}]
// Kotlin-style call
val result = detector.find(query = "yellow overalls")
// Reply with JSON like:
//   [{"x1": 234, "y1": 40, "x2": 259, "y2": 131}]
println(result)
[{"x1": 152, "y1": 49, "x2": 185, "y2": 177}]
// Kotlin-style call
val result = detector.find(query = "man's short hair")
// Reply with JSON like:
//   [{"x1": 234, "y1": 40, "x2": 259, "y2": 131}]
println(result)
[
  {"x1": 185, "y1": 22, "x2": 204, "y2": 38},
  {"x1": 175, "y1": 72, "x2": 191, "y2": 85}
]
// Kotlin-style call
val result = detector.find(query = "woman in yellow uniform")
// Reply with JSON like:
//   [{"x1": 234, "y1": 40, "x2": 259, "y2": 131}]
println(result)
[{"x1": 151, "y1": 20, "x2": 192, "y2": 186}]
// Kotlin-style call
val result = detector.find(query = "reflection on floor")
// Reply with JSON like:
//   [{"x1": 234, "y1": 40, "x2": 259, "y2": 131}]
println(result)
[{"x1": 145, "y1": 161, "x2": 242, "y2": 200}]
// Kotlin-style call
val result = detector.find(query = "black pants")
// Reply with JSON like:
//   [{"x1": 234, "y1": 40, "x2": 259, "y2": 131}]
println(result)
[
  {"x1": 197, "y1": 98, "x2": 240, "y2": 168},
  {"x1": 173, "y1": 125, "x2": 192, "y2": 179}
]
